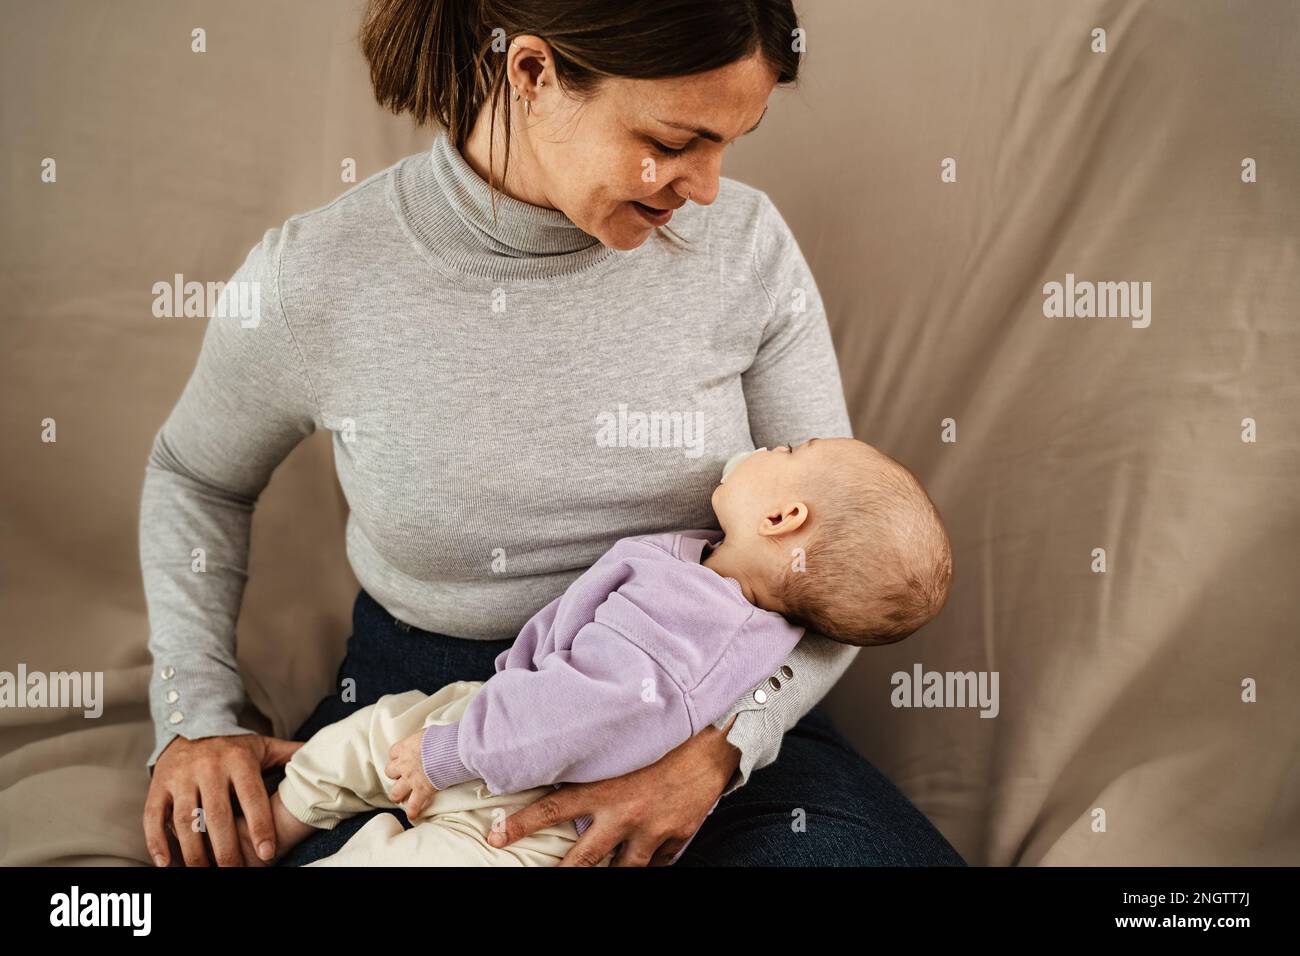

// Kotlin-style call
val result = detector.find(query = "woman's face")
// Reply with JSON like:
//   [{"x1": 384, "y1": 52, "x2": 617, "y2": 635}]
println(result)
[{"x1": 505, "y1": 40, "x2": 779, "y2": 250}]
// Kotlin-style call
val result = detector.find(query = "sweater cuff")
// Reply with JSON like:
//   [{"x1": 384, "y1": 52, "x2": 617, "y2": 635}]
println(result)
[
  {"x1": 712, "y1": 658, "x2": 814, "y2": 798},
  {"x1": 146, "y1": 656, "x2": 251, "y2": 771},
  {"x1": 712, "y1": 630, "x2": 859, "y2": 797},
  {"x1": 715, "y1": 705, "x2": 781, "y2": 798},
  {"x1": 420, "y1": 721, "x2": 475, "y2": 790}
]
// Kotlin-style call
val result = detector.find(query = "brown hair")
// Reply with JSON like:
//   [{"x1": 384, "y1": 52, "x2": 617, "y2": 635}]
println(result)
[
  {"x1": 360, "y1": 0, "x2": 803, "y2": 240},
  {"x1": 776, "y1": 452, "x2": 954, "y2": 647}
]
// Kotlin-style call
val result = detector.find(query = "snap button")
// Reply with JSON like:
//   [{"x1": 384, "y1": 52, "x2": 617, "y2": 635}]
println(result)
[
  {"x1": 753, "y1": 688, "x2": 768, "y2": 705},
  {"x1": 769, "y1": 677, "x2": 781, "y2": 692},
  {"x1": 780, "y1": 665, "x2": 793, "y2": 679},
  {"x1": 160, "y1": 665, "x2": 175, "y2": 680},
  {"x1": 165, "y1": 690, "x2": 180, "y2": 704},
  {"x1": 168, "y1": 710, "x2": 184, "y2": 724}
]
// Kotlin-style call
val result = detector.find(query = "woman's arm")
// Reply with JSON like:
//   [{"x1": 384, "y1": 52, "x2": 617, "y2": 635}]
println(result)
[
  {"x1": 141, "y1": 227, "x2": 319, "y2": 865},
  {"x1": 141, "y1": 228, "x2": 319, "y2": 765},
  {"x1": 713, "y1": 190, "x2": 859, "y2": 793}
]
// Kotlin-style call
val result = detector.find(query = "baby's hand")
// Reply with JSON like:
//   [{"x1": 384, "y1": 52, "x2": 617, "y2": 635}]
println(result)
[{"x1": 385, "y1": 728, "x2": 438, "y2": 821}]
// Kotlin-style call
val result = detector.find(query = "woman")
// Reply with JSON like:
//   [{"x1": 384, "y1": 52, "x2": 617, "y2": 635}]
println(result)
[{"x1": 140, "y1": 0, "x2": 964, "y2": 867}]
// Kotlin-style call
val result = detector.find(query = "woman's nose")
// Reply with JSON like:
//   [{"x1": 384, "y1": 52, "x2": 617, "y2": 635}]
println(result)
[{"x1": 673, "y1": 155, "x2": 722, "y2": 206}]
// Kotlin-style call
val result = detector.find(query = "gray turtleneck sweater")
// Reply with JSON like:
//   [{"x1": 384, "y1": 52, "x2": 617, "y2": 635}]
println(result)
[{"x1": 140, "y1": 129, "x2": 857, "y2": 795}]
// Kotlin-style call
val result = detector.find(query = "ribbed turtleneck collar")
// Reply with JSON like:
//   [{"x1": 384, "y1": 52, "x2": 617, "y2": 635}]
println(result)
[{"x1": 394, "y1": 127, "x2": 621, "y2": 282}]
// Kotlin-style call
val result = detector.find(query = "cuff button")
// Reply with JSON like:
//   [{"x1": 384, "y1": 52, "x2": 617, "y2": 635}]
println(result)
[
  {"x1": 168, "y1": 710, "x2": 184, "y2": 724},
  {"x1": 160, "y1": 665, "x2": 175, "y2": 680},
  {"x1": 780, "y1": 665, "x2": 793, "y2": 679},
  {"x1": 753, "y1": 688, "x2": 768, "y2": 705},
  {"x1": 165, "y1": 690, "x2": 180, "y2": 704}
]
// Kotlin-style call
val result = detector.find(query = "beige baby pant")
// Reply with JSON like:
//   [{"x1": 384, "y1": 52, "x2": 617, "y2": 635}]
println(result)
[{"x1": 277, "y1": 680, "x2": 610, "y2": 866}]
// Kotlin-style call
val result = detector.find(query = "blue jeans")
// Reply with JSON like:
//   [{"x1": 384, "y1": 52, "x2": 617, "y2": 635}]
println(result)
[{"x1": 277, "y1": 590, "x2": 965, "y2": 867}]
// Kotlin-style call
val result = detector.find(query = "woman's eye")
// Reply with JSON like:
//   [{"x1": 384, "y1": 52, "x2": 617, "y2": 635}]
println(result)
[{"x1": 650, "y1": 139, "x2": 688, "y2": 157}]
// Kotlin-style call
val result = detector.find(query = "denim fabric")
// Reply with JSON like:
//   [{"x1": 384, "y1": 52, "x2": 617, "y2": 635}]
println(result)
[{"x1": 277, "y1": 590, "x2": 965, "y2": 867}]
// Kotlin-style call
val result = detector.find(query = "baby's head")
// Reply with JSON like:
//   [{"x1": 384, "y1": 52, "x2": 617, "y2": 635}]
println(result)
[{"x1": 709, "y1": 438, "x2": 952, "y2": 646}]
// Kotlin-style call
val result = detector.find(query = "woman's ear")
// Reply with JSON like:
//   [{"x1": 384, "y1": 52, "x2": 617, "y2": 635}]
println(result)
[{"x1": 508, "y1": 35, "x2": 552, "y2": 92}]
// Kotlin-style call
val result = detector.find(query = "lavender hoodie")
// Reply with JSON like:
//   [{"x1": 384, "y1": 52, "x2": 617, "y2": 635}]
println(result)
[{"x1": 421, "y1": 529, "x2": 805, "y2": 796}]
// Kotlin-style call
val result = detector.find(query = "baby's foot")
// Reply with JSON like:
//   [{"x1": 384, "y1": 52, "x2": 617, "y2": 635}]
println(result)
[{"x1": 235, "y1": 792, "x2": 318, "y2": 866}]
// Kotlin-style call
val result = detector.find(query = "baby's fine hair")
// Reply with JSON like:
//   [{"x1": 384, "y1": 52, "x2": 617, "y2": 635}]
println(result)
[{"x1": 775, "y1": 445, "x2": 952, "y2": 647}]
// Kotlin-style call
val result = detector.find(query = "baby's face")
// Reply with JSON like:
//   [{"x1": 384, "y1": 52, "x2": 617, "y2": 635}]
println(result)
[{"x1": 711, "y1": 437, "x2": 864, "y2": 535}]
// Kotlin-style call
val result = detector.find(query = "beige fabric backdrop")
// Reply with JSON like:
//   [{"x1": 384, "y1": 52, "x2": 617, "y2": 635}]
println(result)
[{"x1": 1, "y1": 0, "x2": 1296, "y2": 866}]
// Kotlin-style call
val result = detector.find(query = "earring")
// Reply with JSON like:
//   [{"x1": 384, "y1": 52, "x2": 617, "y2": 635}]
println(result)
[
  {"x1": 512, "y1": 86, "x2": 519, "y2": 101},
  {"x1": 524, "y1": 97, "x2": 531, "y2": 116}
]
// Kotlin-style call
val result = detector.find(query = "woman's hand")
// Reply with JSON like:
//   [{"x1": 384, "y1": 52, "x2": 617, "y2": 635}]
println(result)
[
  {"x1": 385, "y1": 728, "x2": 438, "y2": 821},
  {"x1": 143, "y1": 733, "x2": 303, "y2": 867},
  {"x1": 488, "y1": 716, "x2": 740, "y2": 866}
]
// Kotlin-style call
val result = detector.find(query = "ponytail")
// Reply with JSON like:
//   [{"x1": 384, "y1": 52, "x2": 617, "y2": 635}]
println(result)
[{"x1": 360, "y1": 0, "x2": 491, "y2": 150}]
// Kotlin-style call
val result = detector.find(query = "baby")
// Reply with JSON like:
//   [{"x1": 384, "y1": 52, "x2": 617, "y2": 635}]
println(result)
[{"x1": 241, "y1": 437, "x2": 953, "y2": 866}]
